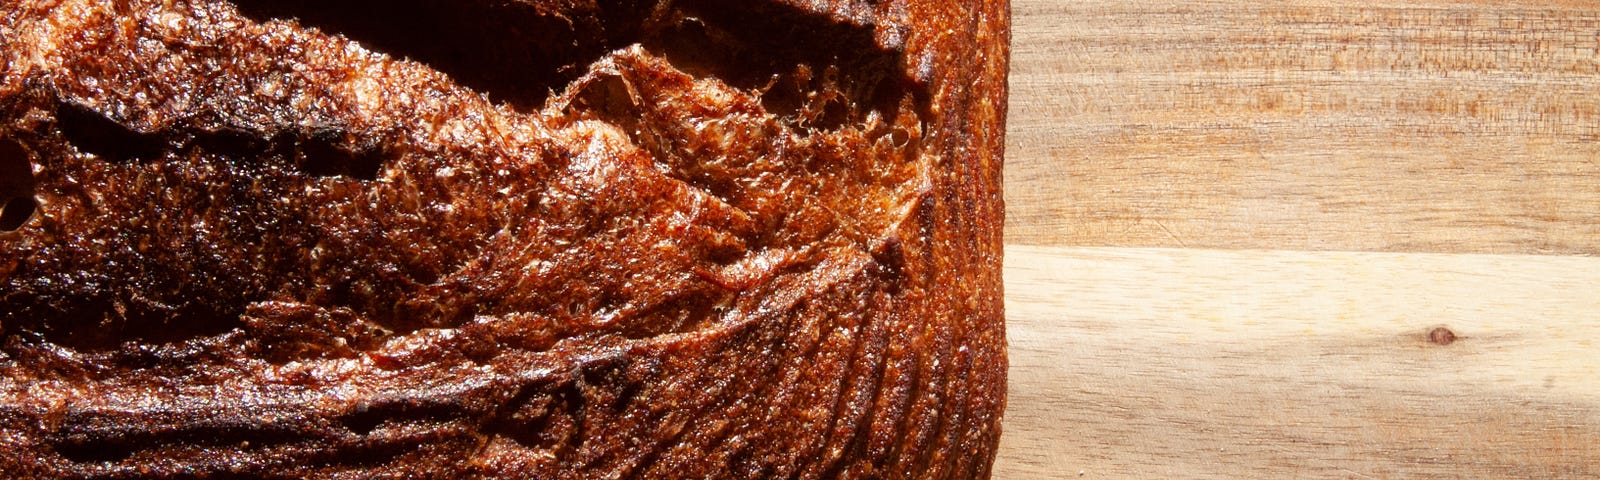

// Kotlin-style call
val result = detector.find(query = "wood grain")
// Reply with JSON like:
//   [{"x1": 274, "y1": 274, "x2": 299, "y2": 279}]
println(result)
[
  {"x1": 1005, "y1": 0, "x2": 1600, "y2": 254},
  {"x1": 995, "y1": 245, "x2": 1600, "y2": 479}
]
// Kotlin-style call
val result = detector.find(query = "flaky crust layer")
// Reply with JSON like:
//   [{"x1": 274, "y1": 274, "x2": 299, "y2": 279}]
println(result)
[{"x1": 0, "y1": 0, "x2": 1007, "y2": 478}]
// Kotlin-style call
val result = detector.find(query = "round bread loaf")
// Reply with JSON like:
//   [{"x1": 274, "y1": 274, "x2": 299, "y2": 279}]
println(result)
[{"x1": 0, "y1": 0, "x2": 1008, "y2": 477}]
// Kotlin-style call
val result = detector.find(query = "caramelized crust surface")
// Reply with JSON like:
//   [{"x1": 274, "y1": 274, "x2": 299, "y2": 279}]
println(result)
[{"x1": 0, "y1": 1, "x2": 1007, "y2": 478}]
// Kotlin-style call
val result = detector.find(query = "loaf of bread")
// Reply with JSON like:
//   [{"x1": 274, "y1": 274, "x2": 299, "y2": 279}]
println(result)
[{"x1": 0, "y1": 0, "x2": 1008, "y2": 477}]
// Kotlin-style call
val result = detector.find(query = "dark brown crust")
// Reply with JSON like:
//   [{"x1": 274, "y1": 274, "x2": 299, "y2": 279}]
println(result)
[{"x1": 0, "y1": 0, "x2": 1007, "y2": 478}]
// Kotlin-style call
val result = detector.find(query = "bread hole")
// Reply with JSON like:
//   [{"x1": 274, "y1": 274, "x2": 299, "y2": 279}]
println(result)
[
  {"x1": 186, "y1": 127, "x2": 272, "y2": 161},
  {"x1": 338, "y1": 399, "x2": 464, "y2": 436},
  {"x1": 1, "y1": 138, "x2": 36, "y2": 232},
  {"x1": 489, "y1": 381, "x2": 583, "y2": 453},
  {"x1": 53, "y1": 413, "x2": 308, "y2": 465},
  {"x1": 339, "y1": 406, "x2": 384, "y2": 437},
  {"x1": 704, "y1": 240, "x2": 746, "y2": 266},
  {"x1": 231, "y1": 0, "x2": 918, "y2": 126},
  {"x1": 651, "y1": 0, "x2": 916, "y2": 130},
  {"x1": 55, "y1": 102, "x2": 165, "y2": 164},
  {"x1": 56, "y1": 414, "x2": 420, "y2": 470},
  {"x1": 54, "y1": 436, "x2": 136, "y2": 464},
  {"x1": 812, "y1": 94, "x2": 852, "y2": 131},
  {"x1": 570, "y1": 74, "x2": 642, "y2": 126},
  {"x1": 292, "y1": 131, "x2": 385, "y2": 181},
  {"x1": 231, "y1": 0, "x2": 625, "y2": 111},
  {"x1": 54, "y1": 101, "x2": 386, "y2": 181},
  {"x1": 10, "y1": 282, "x2": 252, "y2": 353},
  {"x1": 758, "y1": 77, "x2": 807, "y2": 128},
  {"x1": 183, "y1": 128, "x2": 385, "y2": 181},
  {"x1": 0, "y1": 196, "x2": 36, "y2": 232}
]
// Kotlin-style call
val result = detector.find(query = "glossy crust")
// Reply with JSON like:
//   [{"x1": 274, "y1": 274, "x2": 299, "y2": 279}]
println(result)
[{"x1": 0, "y1": 0, "x2": 1007, "y2": 478}]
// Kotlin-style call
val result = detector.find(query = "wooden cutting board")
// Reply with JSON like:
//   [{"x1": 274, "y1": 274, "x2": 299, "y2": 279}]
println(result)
[{"x1": 996, "y1": 1, "x2": 1600, "y2": 477}]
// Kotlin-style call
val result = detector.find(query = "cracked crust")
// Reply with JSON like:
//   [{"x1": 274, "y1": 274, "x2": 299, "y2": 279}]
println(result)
[{"x1": 0, "y1": 0, "x2": 1007, "y2": 478}]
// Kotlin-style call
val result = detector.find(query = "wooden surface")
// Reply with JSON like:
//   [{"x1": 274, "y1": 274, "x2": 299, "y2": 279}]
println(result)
[
  {"x1": 997, "y1": 0, "x2": 1600, "y2": 478},
  {"x1": 1005, "y1": 0, "x2": 1600, "y2": 254},
  {"x1": 997, "y1": 247, "x2": 1600, "y2": 478}
]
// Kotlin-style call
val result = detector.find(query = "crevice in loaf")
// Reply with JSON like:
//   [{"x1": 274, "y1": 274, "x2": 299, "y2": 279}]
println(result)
[{"x1": 1, "y1": 0, "x2": 930, "y2": 358}]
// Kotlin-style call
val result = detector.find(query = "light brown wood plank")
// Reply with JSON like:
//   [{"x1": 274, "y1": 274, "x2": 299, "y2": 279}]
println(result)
[
  {"x1": 1005, "y1": 0, "x2": 1600, "y2": 254},
  {"x1": 995, "y1": 245, "x2": 1600, "y2": 478}
]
